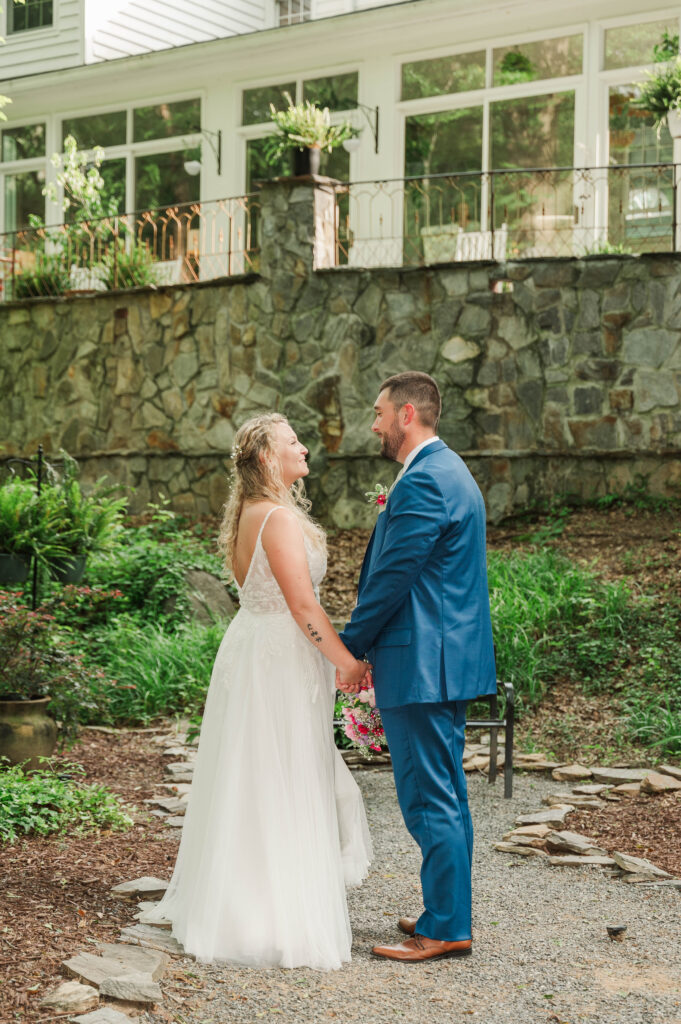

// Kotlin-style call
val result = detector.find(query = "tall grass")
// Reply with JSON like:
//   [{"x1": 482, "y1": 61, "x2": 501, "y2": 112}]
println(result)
[
  {"x1": 78, "y1": 618, "x2": 224, "y2": 725},
  {"x1": 488, "y1": 549, "x2": 632, "y2": 709}
]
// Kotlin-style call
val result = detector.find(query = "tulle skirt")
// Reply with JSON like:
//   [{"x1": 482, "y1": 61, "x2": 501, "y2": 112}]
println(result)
[{"x1": 147, "y1": 607, "x2": 372, "y2": 970}]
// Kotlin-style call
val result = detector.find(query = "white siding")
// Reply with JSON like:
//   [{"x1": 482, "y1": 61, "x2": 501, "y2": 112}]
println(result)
[
  {"x1": 0, "y1": 0, "x2": 83, "y2": 79},
  {"x1": 89, "y1": 0, "x2": 267, "y2": 62}
]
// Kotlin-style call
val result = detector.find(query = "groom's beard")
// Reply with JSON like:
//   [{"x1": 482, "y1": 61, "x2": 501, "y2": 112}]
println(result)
[{"x1": 380, "y1": 422, "x2": 405, "y2": 461}]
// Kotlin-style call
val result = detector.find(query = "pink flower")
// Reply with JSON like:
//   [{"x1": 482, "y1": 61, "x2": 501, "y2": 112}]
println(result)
[{"x1": 376, "y1": 494, "x2": 386, "y2": 506}]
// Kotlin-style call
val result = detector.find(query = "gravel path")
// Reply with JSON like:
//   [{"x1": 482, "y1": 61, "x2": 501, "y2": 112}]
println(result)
[{"x1": 143, "y1": 770, "x2": 681, "y2": 1024}]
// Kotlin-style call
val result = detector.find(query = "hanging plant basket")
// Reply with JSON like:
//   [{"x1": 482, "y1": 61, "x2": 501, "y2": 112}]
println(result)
[
  {"x1": 50, "y1": 553, "x2": 87, "y2": 584},
  {"x1": 0, "y1": 696, "x2": 57, "y2": 770},
  {"x1": 0, "y1": 553, "x2": 31, "y2": 585}
]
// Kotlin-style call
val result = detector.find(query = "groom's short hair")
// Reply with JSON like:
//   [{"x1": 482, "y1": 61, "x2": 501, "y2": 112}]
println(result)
[{"x1": 380, "y1": 371, "x2": 441, "y2": 429}]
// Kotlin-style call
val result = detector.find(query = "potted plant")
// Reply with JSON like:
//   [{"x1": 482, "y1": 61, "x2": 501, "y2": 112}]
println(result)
[
  {"x1": 635, "y1": 55, "x2": 681, "y2": 137},
  {"x1": 265, "y1": 93, "x2": 354, "y2": 176},
  {"x1": 0, "y1": 592, "x2": 102, "y2": 766},
  {"x1": 0, "y1": 476, "x2": 71, "y2": 583},
  {"x1": 48, "y1": 456, "x2": 127, "y2": 583}
]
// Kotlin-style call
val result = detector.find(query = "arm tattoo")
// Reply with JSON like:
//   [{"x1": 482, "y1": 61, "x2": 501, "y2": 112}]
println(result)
[{"x1": 306, "y1": 623, "x2": 323, "y2": 644}]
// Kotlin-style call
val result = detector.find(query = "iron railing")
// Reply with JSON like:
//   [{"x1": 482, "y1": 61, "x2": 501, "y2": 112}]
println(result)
[
  {"x1": 335, "y1": 163, "x2": 679, "y2": 268},
  {"x1": 0, "y1": 194, "x2": 259, "y2": 301}
]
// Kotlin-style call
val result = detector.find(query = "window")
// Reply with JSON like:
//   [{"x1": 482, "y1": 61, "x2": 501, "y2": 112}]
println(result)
[
  {"x1": 4, "y1": 170, "x2": 44, "y2": 231},
  {"x1": 242, "y1": 84, "x2": 296, "y2": 126},
  {"x1": 404, "y1": 107, "x2": 484, "y2": 256},
  {"x1": 133, "y1": 99, "x2": 201, "y2": 143},
  {"x1": 1, "y1": 125, "x2": 46, "y2": 231},
  {"x1": 276, "y1": 0, "x2": 311, "y2": 27},
  {"x1": 608, "y1": 86, "x2": 673, "y2": 253},
  {"x1": 1, "y1": 124, "x2": 45, "y2": 162},
  {"x1": 62, "y1": 112, "x2": 127, "y2": 150},
  {"x1": 242, "y1": 74, "x2": 357, "y2": 126},
  {"x1": 8, "y1": 0, "x2": 52, "y2": 33},
  {"x1": 303, "y1": 72, "x2": 358, "y2": 110},
  {"x1": 493, "y1": 34, "x2": 582, "y2": 85},
  {"x1": 604, "y1": 20, "x2": 678, "y2": 70},
  {"x1": 401, "y1": 52, "x2": 485, "y2": 101}
]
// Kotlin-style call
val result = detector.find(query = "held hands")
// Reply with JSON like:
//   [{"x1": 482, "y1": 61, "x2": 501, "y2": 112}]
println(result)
[{"x1": 336, "y1": 659, "x2": 373, "y2": 695}]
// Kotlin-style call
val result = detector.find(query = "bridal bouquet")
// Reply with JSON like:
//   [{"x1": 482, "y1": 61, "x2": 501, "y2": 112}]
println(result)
[{"x1": 340, "y1": 681, "x2": 385, "y2": 755}]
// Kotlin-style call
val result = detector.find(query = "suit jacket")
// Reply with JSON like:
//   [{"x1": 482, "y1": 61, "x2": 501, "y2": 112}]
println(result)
[{"x1": 340, "y1": 440, "x2": 496, "y2": 709}]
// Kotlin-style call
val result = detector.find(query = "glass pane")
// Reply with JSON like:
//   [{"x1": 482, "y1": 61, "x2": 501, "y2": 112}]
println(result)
[
  {"x1": 9, "y1": 0, "x2": 52, "y2": 32},
  {"x1": 133, "y1": 98, "x2": 201, "y2": 143},
  {"x1": 604, "y1": 20, "x2": 678, "y2": 70},
  {"x1": 135, "y1": 152, "x2": 200, "y2": 211},
  {"x1": 404, "y1": 107, "x2": 484, "y2": 262},
  {"x1": 302, "y1": 72, "x2": 358, "y2": 110},
  {"x1": 62, "y1": 112, "x2": 127, "y2": 150},
  {"x1": 490, "y1": 92, "x2": 575, "y2": 258},
  {"x1": 608, "y1": 86, "x2": 673, "y2": 253},
  {"x1": 491, "y1": 91, "x2": 574, "y2": 169},
  {"x1": 401, "y1": 52, "x2": 485, "y2": 100},
  {"x1": 1, "y1": 123, "x2": 46, "y2": 161},
  {"x1": 493, "y1": 34, "x2": 582, "y2": 85},
  {"x1": 100, "y1": 158, "x2": 127, "y2": 214},
  {"x1": 135, "y1": 153, "x2": 201, "y2": 263},
  {"x1": 242, "y1": 83, "x2": 296, "y2": 126},
  {"x1": 4, "y1": 169, "x2": 45, "y2": 230}
]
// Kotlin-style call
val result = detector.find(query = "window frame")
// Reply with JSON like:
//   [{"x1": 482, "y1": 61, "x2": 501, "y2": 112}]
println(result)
[{"x1": 6, "y1": 0, "x2": 55, "y2": 36}]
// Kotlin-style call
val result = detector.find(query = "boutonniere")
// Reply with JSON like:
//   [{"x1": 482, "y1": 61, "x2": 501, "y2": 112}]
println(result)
[{"x1": 365, "y1": 483, "x2": 389, "y2": 512}]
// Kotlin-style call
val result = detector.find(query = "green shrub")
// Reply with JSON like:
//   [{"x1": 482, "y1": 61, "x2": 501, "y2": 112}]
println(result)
[
  {"x1": 76, "y1": 618, "x2": 224, "y2": 724},
  {"x1": 86, "y1": 502, "x2": 227, "y2": 626},
  {"x1": 488, "y1": 549, "x2": 632, "y2": 708},
  {"x1": 0, "y1": 761, "x2": 133, "y2": 842}
]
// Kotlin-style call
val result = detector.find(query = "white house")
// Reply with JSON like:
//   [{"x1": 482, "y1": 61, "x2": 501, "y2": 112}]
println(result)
[{"x1": 0, "y1": 0, "x2": 679, "y2": 270}]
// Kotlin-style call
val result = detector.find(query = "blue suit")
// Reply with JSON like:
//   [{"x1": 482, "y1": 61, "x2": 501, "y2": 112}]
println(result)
[{"x1": 340, "y1": 439, "x2": 496, "y2": 941}]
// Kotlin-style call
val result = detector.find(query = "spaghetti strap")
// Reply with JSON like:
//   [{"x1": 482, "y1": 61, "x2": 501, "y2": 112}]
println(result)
[{"x1": 256, "y1": 504, "x2": 289, "y2": 545}]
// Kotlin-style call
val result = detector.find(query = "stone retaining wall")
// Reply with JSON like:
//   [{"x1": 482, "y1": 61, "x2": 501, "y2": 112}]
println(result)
[{"x1": 1, "y1": 177, "x2": 680, "y2": 525}]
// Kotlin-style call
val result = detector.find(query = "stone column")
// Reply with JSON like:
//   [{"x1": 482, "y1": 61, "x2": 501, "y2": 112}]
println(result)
[{"x1": 257, "y1": 176, "x2": 340, "y2": 280}]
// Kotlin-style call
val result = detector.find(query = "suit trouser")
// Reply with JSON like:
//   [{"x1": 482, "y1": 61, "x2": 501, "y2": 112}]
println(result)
[{"x1": 379, "y1": 700, "x2": 472, "y2": 942}]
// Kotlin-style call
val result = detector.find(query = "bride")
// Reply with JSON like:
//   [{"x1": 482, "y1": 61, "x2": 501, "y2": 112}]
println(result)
[{"x1": 148, "y1": 413, "x2": 373, "y2": 970}]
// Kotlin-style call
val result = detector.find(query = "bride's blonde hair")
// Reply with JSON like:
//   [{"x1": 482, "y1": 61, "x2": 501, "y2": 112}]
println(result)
[{"x1": 218, "y1": 413, "x2": 326, "y2": 574}]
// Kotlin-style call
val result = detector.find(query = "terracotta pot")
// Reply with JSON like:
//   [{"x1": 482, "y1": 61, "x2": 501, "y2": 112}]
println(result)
[
  {"x1": 293, "y1": 146, "x2": 321, "y2": 177},
  {"x1": 0, "y1": 553, "x2": 31, "y2": 584},
  {"x1": 50, "y1": 553, "x2": 87, "y2": 584},
  {"x1": 0, "y1": 696, "x2": 57, "y2": 770}
]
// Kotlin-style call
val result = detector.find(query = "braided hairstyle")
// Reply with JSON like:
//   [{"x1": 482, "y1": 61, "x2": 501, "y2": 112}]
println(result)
[{"x1": 218, "y1": 413, "x2": 325, "y2": 575}]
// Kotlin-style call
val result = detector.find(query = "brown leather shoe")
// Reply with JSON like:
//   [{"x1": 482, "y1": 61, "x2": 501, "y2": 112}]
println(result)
[
  {"x1": 372, "y1": 934, "x2": 472, "y2": 963},
  {"x1": 398, "y1": 917, "x2": 418, "y2": 936}
]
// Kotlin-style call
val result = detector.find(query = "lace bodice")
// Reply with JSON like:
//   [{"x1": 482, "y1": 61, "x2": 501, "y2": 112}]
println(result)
[{"x1": 236, "y1": 506, "x2": 327, "y2": 615}]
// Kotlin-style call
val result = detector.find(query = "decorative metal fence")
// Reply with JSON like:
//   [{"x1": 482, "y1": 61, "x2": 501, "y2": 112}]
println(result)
[
  {"x1": 335, "y1": 163, "x2": 678, "y2": 268},
  {"x1": 0, "y1": 195, "x2": 259, "y2": 301}
]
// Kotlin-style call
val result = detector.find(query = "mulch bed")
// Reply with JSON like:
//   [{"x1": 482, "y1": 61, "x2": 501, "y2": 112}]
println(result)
[
  {"x1": 569, "y1": 791, "x2": 681, "y2": 878},
  {"x1": 0, "y1": 730, "x2": 175, "y2": 1023}
]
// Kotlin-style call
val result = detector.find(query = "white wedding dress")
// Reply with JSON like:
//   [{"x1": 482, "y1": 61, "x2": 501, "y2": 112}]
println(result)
[{"x1": 148, "y1": 506, "x2": 372, "y2": 970}]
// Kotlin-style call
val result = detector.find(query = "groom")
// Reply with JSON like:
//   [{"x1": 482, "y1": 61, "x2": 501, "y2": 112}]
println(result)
[{"x1": 338, "y1": 371, "x2": 496, "y2": 963}]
